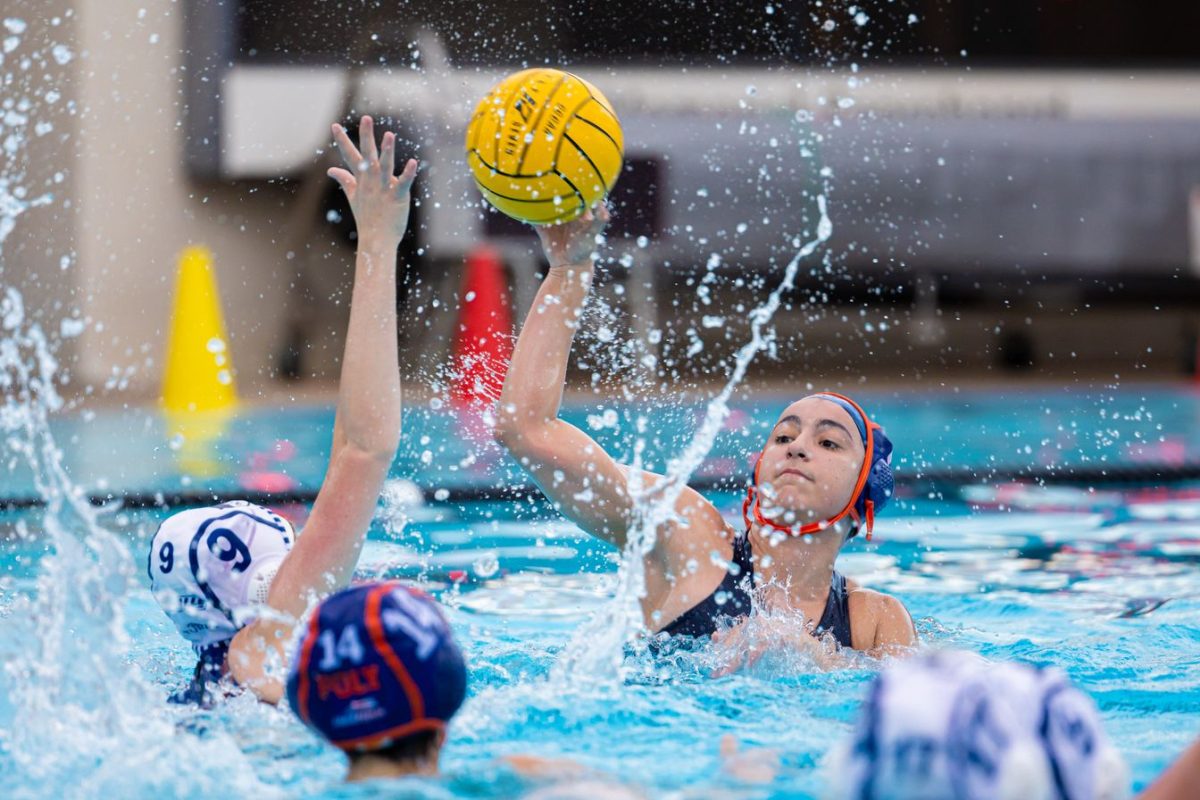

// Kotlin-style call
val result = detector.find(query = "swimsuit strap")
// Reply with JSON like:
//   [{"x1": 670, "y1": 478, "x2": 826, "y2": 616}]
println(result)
[
  {"x1": 817, "y1": 571, "x2": 853, "y2": 647},
  {"x1": 742, "y1": 535, "x2": 853, "y2": 647},
  {"x1": 732, "y1": 531, "x2": 755, "y2": 585},
  {"x1": 659, "y1": 534, "x2": 852, "y2": 646}
]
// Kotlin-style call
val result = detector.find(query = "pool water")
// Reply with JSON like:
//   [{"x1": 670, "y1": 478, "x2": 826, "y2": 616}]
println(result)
[{"x1": 2, "y1": 387, "x2": 1199, "y2": 799}]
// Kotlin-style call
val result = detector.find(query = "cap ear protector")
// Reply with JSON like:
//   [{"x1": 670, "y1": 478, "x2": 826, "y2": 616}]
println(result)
[
  {"x1": 742, "y1": 392, "x2": 893, "y2": 540},
  {"x1": 148, "y1": 501, "x2": 294, "y2": 650}
]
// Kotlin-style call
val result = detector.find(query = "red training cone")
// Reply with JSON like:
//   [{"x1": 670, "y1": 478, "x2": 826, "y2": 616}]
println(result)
[{"x1": 451, "y1": 246, "x2": 513, "y2": 409}]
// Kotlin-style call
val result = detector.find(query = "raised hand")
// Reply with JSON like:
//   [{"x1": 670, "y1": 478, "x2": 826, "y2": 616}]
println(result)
[
  {"x1": 535, "y1": 203, "x2": 611, "y2": 269},
  {"x1": 328, "y1": 115, "x2": 418, "y2": 252}
]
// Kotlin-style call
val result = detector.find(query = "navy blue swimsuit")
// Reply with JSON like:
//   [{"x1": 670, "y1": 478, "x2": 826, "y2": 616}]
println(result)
[{"x1": 660, "y1": 534, "x2": 853, "y2": 647}]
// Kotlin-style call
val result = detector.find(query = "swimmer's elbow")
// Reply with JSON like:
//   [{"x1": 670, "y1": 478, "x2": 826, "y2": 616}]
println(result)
[
  {"x1": 493, "y1": 411, "x2": 545, "y2": 454},
  {"x1": 492, "y1": 412, "x2": 521, "y2": 450},
  {"x1": 339, "y1": 436, "x2": 400, "y2": 467}
]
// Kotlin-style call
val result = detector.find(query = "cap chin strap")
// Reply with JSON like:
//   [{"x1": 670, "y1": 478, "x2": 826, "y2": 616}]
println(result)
[{"x1": 741, "y1": 392, "x2": 878, "y2": 541}]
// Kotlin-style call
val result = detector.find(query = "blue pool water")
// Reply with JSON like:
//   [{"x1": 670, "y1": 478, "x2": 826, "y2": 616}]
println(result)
[{"x1": 2, "y1": 386, "x2": 1199, "y2": 799}]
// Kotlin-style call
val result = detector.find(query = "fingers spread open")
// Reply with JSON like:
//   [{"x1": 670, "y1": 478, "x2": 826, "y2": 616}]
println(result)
[
  {"x1": 327, "y1": 167, "x2": 356, "y2": 196},
  {"x1": 379, "y1": 131, "x2": 396, "y2": 184},
  {"x1": 331, "y1": 123, "x2": 363, "y2": 172},
  {"x1": 359, "y1": 115, "x2": 379, "y2": 168},
  {"x1": 393, "y1": 158, "x2": 418, "y2": 197}
]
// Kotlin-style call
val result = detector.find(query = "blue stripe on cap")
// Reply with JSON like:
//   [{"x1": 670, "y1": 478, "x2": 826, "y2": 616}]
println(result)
[{"x1": 811, "y1": 393, "x2": 868, "y2": 443}]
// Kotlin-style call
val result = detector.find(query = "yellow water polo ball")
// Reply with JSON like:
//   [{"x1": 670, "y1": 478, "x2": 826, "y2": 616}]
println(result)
[{"x1": 465, "y1": 68, "x2": 624, "y2": 225}]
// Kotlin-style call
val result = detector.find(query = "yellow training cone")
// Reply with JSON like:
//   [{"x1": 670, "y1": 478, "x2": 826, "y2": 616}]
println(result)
[
  {"x1": 164, "y1": 409, "x2": 233, "y2": 479},
  {"x1": 161, "y1": 245, "x2": 238, "y2": 413}
]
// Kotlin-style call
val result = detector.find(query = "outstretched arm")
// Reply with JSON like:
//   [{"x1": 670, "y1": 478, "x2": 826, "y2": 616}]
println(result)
[
  {"x1": 493, "y1": 206, "x2": 647, "y2": 547},
  {"x1": 228, "y1": 116, "x2": 415, "y2": 702},
  {"x1": 495, "y1": 208, "x2": 744, "y2": 633}
]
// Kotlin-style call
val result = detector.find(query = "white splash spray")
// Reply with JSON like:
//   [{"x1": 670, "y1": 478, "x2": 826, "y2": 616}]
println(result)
[
  {"x1": 551, "y1": 180, "x2": 834, "y2": 683},
  {"x1": 0, "y1": 21, "x2": 280, "y2": 799}
]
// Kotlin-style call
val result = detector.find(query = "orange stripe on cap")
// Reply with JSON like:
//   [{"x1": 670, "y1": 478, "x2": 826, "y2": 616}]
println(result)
[
  {"x1": 741, "y1": 392, "x2": 879, "y2": 539},
  {"x1": 364, "y1": 581, "x2": 426, "y2": 722}
]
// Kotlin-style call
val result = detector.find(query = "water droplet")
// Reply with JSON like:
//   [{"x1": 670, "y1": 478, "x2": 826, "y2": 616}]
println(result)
[{"x1": 473, "y1": 553, "x2": 500, "y2": 579}]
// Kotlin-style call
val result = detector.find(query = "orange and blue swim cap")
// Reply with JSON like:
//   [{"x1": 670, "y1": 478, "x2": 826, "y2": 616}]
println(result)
[
  {"x1": 743, "y1": 392, "x2": 894, "y2": 539},
  {"x1": 809, "y1": 393, "x2": 895, "y2": 532},
  {"x1": 287, "y1": 580, "x2": 467, "y2": 751}
]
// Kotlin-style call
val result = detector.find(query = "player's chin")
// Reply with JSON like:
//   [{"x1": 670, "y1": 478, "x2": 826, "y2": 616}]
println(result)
[
  {"x1": 769, "y1": 483, "x2": 822, "y2": 507},
  {"x1": 770, "y1": 494, "x2": 848, "y2": 526}
]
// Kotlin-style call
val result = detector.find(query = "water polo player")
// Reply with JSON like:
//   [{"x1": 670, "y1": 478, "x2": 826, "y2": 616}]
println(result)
[
  {"x1": 494, "y1": 205, "x2": 915, "y2": 660},
  {"x1": 148, "y1": 116, "x2": 415, "y2": 704},
  {"x1": 287, "y1": 580, "x2": 467, "y2": 781},
  {"x1": 825, "y1": 650, "x2": 1200, "y2": 800}
]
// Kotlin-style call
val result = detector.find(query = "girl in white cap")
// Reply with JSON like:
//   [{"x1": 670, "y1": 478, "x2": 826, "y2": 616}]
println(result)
[
  {"x1": 148, "y1": 116, "x2": 415, "y2": 705},
  {"x1": 827, "y1": 650, "x2": 1200, "y2": 800}
]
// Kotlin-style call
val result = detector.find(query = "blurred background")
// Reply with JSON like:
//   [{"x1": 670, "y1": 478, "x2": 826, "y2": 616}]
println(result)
[
  {"x1": 5, "y1": 0, "x2": 1200, "y2": 401},
  {"x1": 5, "y1": 6, "x2": 1200, "y2": 797}
]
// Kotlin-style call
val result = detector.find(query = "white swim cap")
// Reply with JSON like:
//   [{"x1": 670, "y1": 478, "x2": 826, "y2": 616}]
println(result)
[
  {"x1": 826, "y1": 651, "x2": 1131, "y2": 800},
  {"x1": 147, "y1": 501, "x2": 294, "y2": 650}
]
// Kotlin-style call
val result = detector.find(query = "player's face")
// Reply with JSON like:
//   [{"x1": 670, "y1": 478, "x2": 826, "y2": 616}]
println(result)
[{"x1": 755, "y1": 397, "x2": 864, "y2": 526}]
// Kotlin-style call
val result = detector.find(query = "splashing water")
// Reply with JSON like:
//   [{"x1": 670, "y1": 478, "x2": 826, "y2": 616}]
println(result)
[
  {"x1": 0, "y1": 22, "x2": 279, "y2": 799},
  {"x1": 551, "y1": 182, "x2": 835, "y2": 684}
]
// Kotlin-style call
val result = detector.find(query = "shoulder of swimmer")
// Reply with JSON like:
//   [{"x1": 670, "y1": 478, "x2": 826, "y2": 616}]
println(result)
[
  {"x1": 615, "y1": 469, "x2": 732, "y2": 569},
  {"x1": 651, "y1": 485, "x2": 735, "y2": 574},
  {"x1": 846, "y1": 581, "x2": 918, "y2": 653},
  {"x1": 638, "y1": 482, "x2": 736, "y2": 614}
]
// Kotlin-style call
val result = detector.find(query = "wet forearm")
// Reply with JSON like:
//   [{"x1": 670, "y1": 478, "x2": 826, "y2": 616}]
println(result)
[
  {"x1": 335, "y1": 241, "x2": 402, "y2": 458},
  {"x1": 498, "y1": 260, "x2": 593, "y2": 432}
]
